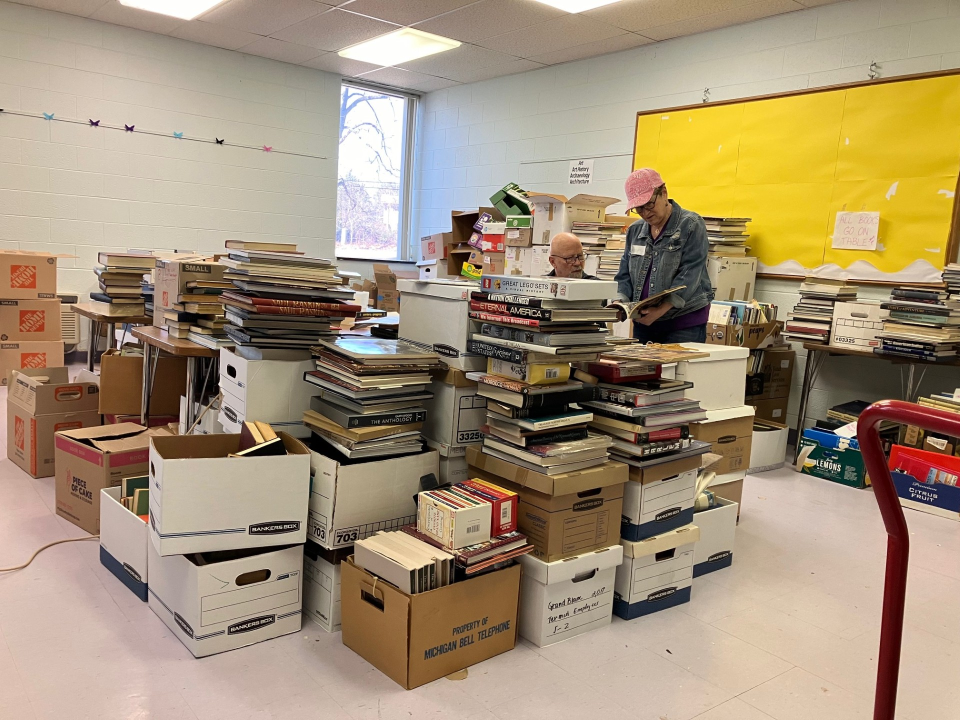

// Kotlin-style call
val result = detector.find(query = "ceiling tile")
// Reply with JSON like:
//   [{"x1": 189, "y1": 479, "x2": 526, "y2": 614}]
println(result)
[
  {"x1": 528, "y1": 31, "x2": 653, "y2": 66},
  {"x1": 170, "y1": 20, "x2": 262, "y2": 50},
  {"x1": 344, "y1": 0, "x2": 478, "y2": 27},
  {"x1": 409, "y1": 75, "x2": 461, "y2": 92},
  {"x1": 585, "y1": 0, "x2": 760, "y2": 33},
  {"x1": 641, "y1": 0, "x2": 802, "y2": 41},
  {"x1": 239, "y1": 36, "x2": 322, "y2": 63},
  {"x1": 413, "y1": 0, "x2": 567, "y2": 43},
  {"x1": 16, "y1": 0, "x2": 108, "y2": 15},
  {"x1": 397, "y1": 43, "x2": 520, "y2": 76},
  {"x1": 300, "y1": 51, "x2": 380, "y2": 76},
  {"x1": 356, "y1": 66, "x2": 447, "y2": 92},
  {"x1": 199, "y1": 0, "x2": 332, "y2": 36},
  {"x1": 270, "y1": 8, "x2": 399, "y2": 50},
  {"x1": 90, "y1": 2, "x2": 183, "y2": 33},
  {"x1": 479, "y1": 14, "x2": 628, "y2": 58},
  {"x1": 435, "y1": 57, "x2": 545, "y2": 84}
]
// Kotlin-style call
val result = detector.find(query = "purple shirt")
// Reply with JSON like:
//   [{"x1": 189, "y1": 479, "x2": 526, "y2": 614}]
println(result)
[{"x1": 639, "y1": 226, "x2": 709, "y2": 331}]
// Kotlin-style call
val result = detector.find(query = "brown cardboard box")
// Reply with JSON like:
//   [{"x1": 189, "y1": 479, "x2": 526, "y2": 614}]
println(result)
[
  {"x1": 711, "y1": 477, "x2": 743, "y2": 508},
  {"x1": 1, "y1": 341, "x2": 65, "y2": 386},
  {"x1": 7, "y1": 368, "x2": 101, "y2": 478},
  {"x1": 706, "y1": 321, "x2": 782, "y2": 349},
  {"x1": 98, "y1": 349, "x2": 187, "y2": 417},
  {"x1": 372, "y1": 264, "x2": 416, "y2": 312},
  {"x1": 341, "y1": 558, "x2": 519, "y2": 689},
  {"x1": 0, "y1": 299, "x2": 62, "y2": 341},
  {"x1": 54, "y1": 423, "x2": 156, "y2": 534},
  {"x1": 0, "y1": 250, "x2": 57, "y2": 299},
  {"x1": 420, "y1": 233, "x2": 449, "y2": 261},
  {"x1": 746, "y1": 348, "x2": 795, "y2": 401},
  {"x1": 482, "y1": 252, "x2": 505, "y2": 276},
  {"x1": 689, "y1": 409, "x2": 755, "y2": 475},
  {"x1": 152, "y1": 256, "x2": 223, "y2": 328},
  {"x1": 750, "y1": 397, "x2": 789, "y2": 424}
]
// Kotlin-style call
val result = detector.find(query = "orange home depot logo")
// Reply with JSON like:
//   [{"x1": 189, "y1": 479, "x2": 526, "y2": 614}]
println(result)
[
  {"x1": 162, "y1": 290, "x2": 169, "y2": 306},
  {"x1": 19, "y1": 309, "x2": 45, "y2": 333},
  {"x1": 10, "y1": 265, "x2": 37, "y2": 289},
  {"x1": 14, "y1": 416, "x2": 24, "y2": 451},
  {"x1": 21, "y1": 352, "x2": 47, "y2": 369}
]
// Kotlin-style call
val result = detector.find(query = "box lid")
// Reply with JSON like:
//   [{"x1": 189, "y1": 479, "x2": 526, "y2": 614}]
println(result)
[
  {"x1": 518, "y1": 544, "x2": 623, "y2": 585},
  {"x1": 396, "y1": 278, "x2": 478, "y2": 299},
  {"x1": 678, "y1": 343, "x2": 750, "y2": 361},
  {"x1": 621, "y1": 524, "x2": 700, "y2": 559},
  {"x1": 628, "y1": 453, "x2": 701, "y2": 485},
  {"x1": 430, "y1": 366, "x2": 477, "y2": 388},
  {"x1": 57, "y1": 422, "x2": 153, "y2": 454},
  {"x1": 699, "y1": 406, "x2": 756, "y2": 424},
  {"x1": 567, "y1": 194, "x2": 620, "y2": 209},
  {"x1": 525, "y1": 192, "x2": 568, "y2": 204},
  {"x1": 466, "y1": 445, "x2": 627, "y2": 496}
]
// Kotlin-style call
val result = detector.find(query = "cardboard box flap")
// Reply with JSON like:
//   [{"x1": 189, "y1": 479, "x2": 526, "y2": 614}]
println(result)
[
  {"x1": 629, "y1": 454, "x2": 701, "y2": 486},
  {"x1": 567, "y1": 194, "x2": 620, "y2": 209},
  {"x1": 466, "y1": 445, "x2": 627, "y2": 496},
  {"x1": 12, "y1": 367, "x2": 70, "y2": 385},
  {"x1": 525, "y1": 192, "x2": 568, "y2": 203},
  {"x1": 699, "y1": 406, "x2": 756, "y2": 424},
  {"x1": 678, "y1": 343, "x2": 750, "y2": 362},
  {"x1": 520, "y1": 544, "x2": 623, "y2": 585},
  {"x1": 58, "y1": 422, "x2": 147, "y2": 443},
  {"x1": 621, "y1": 525, "x2": 700, "y2": 559},
  {"x1": 151, "y1": 432, "x2": 308, "y2": 460},
  {"x1": 395, "y1": 278, "x2": 478, "y2": 299},
  {"x1": 430, "y1": 367, "x2": 477, "y2": 388}
]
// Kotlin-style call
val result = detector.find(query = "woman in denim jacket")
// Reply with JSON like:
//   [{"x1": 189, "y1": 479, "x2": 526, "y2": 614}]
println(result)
[{"x1": 614, "y1": 168, "x2": 714, "y2": 343}]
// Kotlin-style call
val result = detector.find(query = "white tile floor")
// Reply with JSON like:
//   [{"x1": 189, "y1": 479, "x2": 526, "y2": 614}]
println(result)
[{"x1": 2, "y1": 385, "x2": 959, "y2": 720}]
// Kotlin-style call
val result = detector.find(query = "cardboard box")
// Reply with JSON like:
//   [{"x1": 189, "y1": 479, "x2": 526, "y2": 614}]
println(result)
[
  {"x1": 0, "y1": 341, "x2": 65, "y2": 386},
  {"x1": 482, "y1": 252, "x2": 505, "y2": 276},
  {"x1": 749, "y1": 419, "x2": 788, "y2": 472},
  {"x1": 0, "y1": 299, "x2": 62, "y2": 341},
  {"x1": 152, "y1": 256, "x2": 223, "y2": 328},
  {"x1": 148, "y1": 432, "x2": 310, "y2": 555},
  {"x1": 751, "y1": 397, "x2": 789, "y2": 424},
  {"x1": 397, "y1": 279, "x2": 484, "y2": 371},
  {"x1": 710, "y1": 474, "x2": 744, "y2": 507},
  {"x1": 303, "y1": 542, "x2": 351, "y2": 632},
  {"x1": 308, "y1": 447, "x2": 438, "y2": 549},
  {"x1": 55, "y1": 423, "x2": 154, "y2": 534},
  {"x1": 622, "y1": 454, "x2": 700, "y2": 541},
  {"x1": 7, "y1": 368, "x2": 101, "y2": 478},
  {"x1": 676, "y1": 343, "x2": 749, "y2": 411},
  {"x1": 422, "y1": 367, "x2": 486, "y2": 449},
  {"x1": 420, "y1": 233, "x2": 449, "y2": 262},
  {"x1": 706, "y1": 321, "x2": 782, "y2": 349},
  {"x1": 517, "y1": 544, "x2": 622, "y2": 647},
  {"x1": 692, "y1": 499, "x2": 737, "y2": 577},
  {"x1": 0, "y1": 250, "x2": 57, "y2": 299},
  {"x1": 445, "y1": 246, "x2": 474, "y2": 279},
  {"x1": 341, "y1": 558, "x2": 519, "y2": 689},
  {"x1": 451, "y1": 208, "x2": 502, "y2": 247},
  {"x1": 490, "y1": 183, "x2": 533, "y2": 217},
  {"x1": 525, "y1": 193, "x2": 619, "y2": 245},
  {"x1": 707, "y1": 256, "x2": 757, "y2": 302},
  {"x1": 614, "y1": 525, "x2": 699, "y2": 620},
  {"x1": 99, "y1": 349, "x2": 187, "y2": 417},
  {"x1": 889, "y1": 445, "x2": 960, "y2": 521},
  {"x1": 830, "y1": 301, "x2": 888, "y2": 350},
  {"x1": 148, "y1": 542, "x2": 303, "y2": 658},
  {"x1": 798, "y1": 430, "x2": 869, "y2": 488},
  {"x1": 466, "y1": 447, "x2": 627, "y2": 562},
  {"x1": 99, "y1": 486, "x2": 149, "y2": 601},
  {"x1": 479, "y1": 236, "x2": 505, "y2": 254},
  {"x1": 690, "y1": 406, "x2": 755, "y2": 475},
  {"x1": 218, "y1": 347, "x2": 314, "y2": 424},
  {"x1": 745, "y1": 348, "x2": 795, "y2": 401},
  {"x1": 504, "y1": 216, "x2": 532, "y2": 247},
  {"x1": 426, "y1": 440, "x2": 470, "y2": 485}
]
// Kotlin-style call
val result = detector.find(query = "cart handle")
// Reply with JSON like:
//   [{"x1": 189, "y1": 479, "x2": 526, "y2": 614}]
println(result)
[{"x1": 857, "y1": 400, "x2": 960, "y2": 720}]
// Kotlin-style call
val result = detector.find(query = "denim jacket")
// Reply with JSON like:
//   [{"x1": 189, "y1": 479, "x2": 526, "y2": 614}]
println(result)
[{"x1": 614, "y1": 200, "x2": 714, "y2": 320}]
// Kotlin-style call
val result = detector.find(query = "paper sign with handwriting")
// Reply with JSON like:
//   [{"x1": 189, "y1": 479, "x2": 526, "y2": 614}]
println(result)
[
  {"x1": 832, "y1": 211, "x2": 879, "y2": 250},
  {"x1": 568, "y1": 159, "x2": 594, "y2": 186}
]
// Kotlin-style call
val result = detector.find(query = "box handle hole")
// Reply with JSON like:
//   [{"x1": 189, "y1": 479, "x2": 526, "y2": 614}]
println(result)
[
  {"x1": 226, "y1": 364, "x2": 237, "y2": 378},
  {"x1": 577, "y1": 488, "x2": 601, "y2": 499},
  {"x1": 572, "y1": 569, "x2": 597, "y2": 584},
  {"x1": 655, "y1": 549, "x2": 676, "y2": 562},
  {"x1": 236, "y1": 569, "x2": 270, "y2": 586},
  {"x1": 360, "y1": 581, "x2": 385, "y2": 611}
]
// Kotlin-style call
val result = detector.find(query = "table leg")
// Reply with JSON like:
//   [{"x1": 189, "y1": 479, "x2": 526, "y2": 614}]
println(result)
[
  {"x1": 184, "y1": 357, "x2": 197, "y2": 433},
  {"x1": 87, "y1": 319, "x2": 99, "y2": 372},
  {"x1": 141, "y1": 346, "x2": 154, "y2": 427},
  {"x1": 107, "y1": 322, "x2": 116, "y2": 351},
  {"x1": 794, "y1": 347, "x2": 824, "y2": 463}
]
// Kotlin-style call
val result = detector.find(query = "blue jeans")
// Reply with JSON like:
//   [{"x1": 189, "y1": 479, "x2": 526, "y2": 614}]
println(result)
[{"x1": 632, "y1": 322, "x2": 707, "y2": 344}]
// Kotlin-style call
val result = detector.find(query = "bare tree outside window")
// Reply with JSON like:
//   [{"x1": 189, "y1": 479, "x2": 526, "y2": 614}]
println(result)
[{"x1": 337, "y1": 84, "x2": 412, "y2": 260}]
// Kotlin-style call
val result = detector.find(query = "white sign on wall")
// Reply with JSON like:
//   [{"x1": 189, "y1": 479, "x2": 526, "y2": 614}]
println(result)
[
  {"x1": 568, "y1": 159, "x2": 594, "y2": 186},
  {"x1": 832, "y1": 211, "x2": 880, "y2": 250}
]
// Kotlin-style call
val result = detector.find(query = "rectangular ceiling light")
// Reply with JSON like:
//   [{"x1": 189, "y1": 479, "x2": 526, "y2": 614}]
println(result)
[
  {"x1": 118, "y1": 0, "x2": 228, "y2": 20},
  {"x1": 531, "y1": 0, "x2": 625, "y2": 11},
  {"x1": 339, "y1": 28, "x2": 460, "y2": 67}
]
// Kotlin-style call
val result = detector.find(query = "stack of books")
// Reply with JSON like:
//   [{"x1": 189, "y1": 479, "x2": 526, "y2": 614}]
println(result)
[
  {"x1": 944, "y1": 264, "x2": 960, "y2": 298},
  {"x1": 302, "y1": 337, "x2": 441, "y2": 459},
  {"x1": 93, "y1": 252, "x2": 153, "y2": 313},
  {"x1": 783, "y1": 277, "x2": 858, "y2": 343},
  {"x1": 874, "y1": 279, "x2": 960, "y2": 361},
  {"x1": 353, "y1": 531, "x2": 455, "y2": 594},
  {"x1": 702, "y1": 216, "x2": 750, "y2": 257},
  {"x1": 219, "y1": 248, "x2": 358, "y2": 350},
  {"x1": 571, "y1": 220, "x2": 626, "y2": 277},
  {"x1": 174, "y1": 279, "x2": 234, "y2": 348},
  {"x1": 597, "y1": 232, "x2": 626, "y2": 281},
  {"x1": 709, "y1": 300, "x2": 778, "y2": 326}
]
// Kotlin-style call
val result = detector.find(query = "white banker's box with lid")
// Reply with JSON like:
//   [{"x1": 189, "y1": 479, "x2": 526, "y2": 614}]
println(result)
[
  {"x1": 218, "y1": 348, "x2": 314, "y2": 436},
  {"x1": 614, "y1": 525, "x2": 699, "y2": 620},
  {"x1": 397, "y1": 279, "x2": 483, "y2": 371}
]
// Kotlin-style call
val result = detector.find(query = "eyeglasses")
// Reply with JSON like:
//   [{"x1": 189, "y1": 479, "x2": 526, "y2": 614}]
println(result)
[
  {"x1": 551, "y1": 253, "x2": 585, "y2": 263},
  {"x1": 636, "y1": 185, "x2": 664, "y2": 213}
]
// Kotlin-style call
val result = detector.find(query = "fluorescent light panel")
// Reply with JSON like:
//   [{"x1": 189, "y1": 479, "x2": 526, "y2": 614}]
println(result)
[
  {"x1": 339, "y1": 28, "x2": 460, "y2": 67},
  {"x1": 530, "y1": 0, "x2": 625, "y2": 11},
  {"x1": 118, "y1": 0, "x2": 228, "y2": 20}
]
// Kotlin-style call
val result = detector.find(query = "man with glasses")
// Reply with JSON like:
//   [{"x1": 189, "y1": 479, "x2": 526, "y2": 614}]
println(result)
[
  {"x1": 614, "y1": 168, "x2": 713, "y2": 343},
  {"x1": 547, "y1": 232, "x2": 598, "y2": 279}
]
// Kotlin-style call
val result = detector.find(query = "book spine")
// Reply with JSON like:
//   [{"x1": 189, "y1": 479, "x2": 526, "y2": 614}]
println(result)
[
  {"x1": 471, "y1": 291, "x2": 544, "y2": 307},
  {"x1": 474, "y1": 373, "x2": 532, "y2": 394},
  {"x1": 470, "y1": 300, "x2": 552, "y2": 319},
  {"x1": 248, "y1": 297, "x2": 361, "y2": 312},
  {"x1": 487, "y1": 358, "x2": 570, "y2": 385},
  {"x1": 470, "y1": 311, "x2": 542, "y2": 328},
  {"x1": 227, "y1": 304, "x2": 345, "y2": 317},
  {"x1": 347, "y1": 410, "x2": 426, "y2": 428},
  {"x1": 467, "y1": 340, "x2": 525, "y2": 363}
]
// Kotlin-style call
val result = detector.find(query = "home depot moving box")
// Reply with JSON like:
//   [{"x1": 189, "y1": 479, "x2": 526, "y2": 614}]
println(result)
[
  {"x1": 0, "y1": 299, "x2": 62, "y2": 341},
  {"x1": 1, "y1": 341, "x2": 65, "y2": 386},
  {"x1": 7, "y1": 368, "x2": 100, "y2": 478},
  {"x1": 0, "y1": 250, "x2": 57, "y2": 299}
]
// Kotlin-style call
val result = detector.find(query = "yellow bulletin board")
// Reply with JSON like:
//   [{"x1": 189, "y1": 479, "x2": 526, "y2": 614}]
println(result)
[{"x1": 632, "y1": 72, "x2": 960, "y2": 283}]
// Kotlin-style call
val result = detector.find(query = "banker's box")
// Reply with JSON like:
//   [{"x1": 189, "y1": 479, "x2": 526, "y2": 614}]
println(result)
[
  {"x1": 98, "y1": 348, "x2": 186, "y2": 417},
  {"x1": 303, "y1": 543, "x2": 351, "y2": 632},
  {"x1": 830, "y1": 302, "x2": 887, "y2": 350},
  {"x1": 307, "y1": 447, "x2": 438, "y2": 549},
  {"x1": 218, "y1": 347, "x2": 314, "y2": 423},
  {"x1": 54, "y1": 423, "x2": 154, "y2": 535},
  {"x1": 707, "y1": 256, "x2": 757, "y2": 302},
  {"x1": 148, "y1": 542, "x2": 303, "y2": 658},
  {"x1": 426, "y1": 441, "x2": 469, "y2": 485},
  {"x1": 517, "y1": 545, "x2": 622, "y2": 647},
  {"x1": 148, "y1": 433, "x2": 309, "y2": 555},
  {"x1": 0, "y1": 250, "x2": 57, "y2": 299},
  {"x1": 422, "y1": 367, "x2": 486, "y2": 450},
  {"x1": 7, "y1": 368, "x2": 101, "y2": 478},
  {"x1": 152, "y1": 257, "x2": 224, "y2": 328},
  {"x1": 0, "y1": 299, "x2": 62, "y2": 341},
  {"x1": 397, "y1": 278, "x2": 484, "y2": 371},
  {"x1": 676, "y1": 343, "x2": 748, "y2": 411},
  {"x1": 622, "y1": 454, "x2": 700, "y2": 541},
  {"x1": 614, "y1": 525, "x2": 699, "y2": 620},
  {"x1": 693, "y1": 498, "x2": 738, "y2": 577},
  {"x1": 99, "y1": 486, "x2": 150, "y2": 601},
  {"x1": 0, "y1": 341, "x2": 65, "y2": 386},
  {"x1": 466, "y1": 446, "x2": 627, "y2": 562},
  {"x1": 690, "y1": 406, "x2": 755, "y2": 475},
  {"x1": 341, "y1": 558, "x2": 519, "y2": 690}
]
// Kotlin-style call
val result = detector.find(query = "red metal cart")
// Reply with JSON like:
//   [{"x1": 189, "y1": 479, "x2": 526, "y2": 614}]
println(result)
[{"x1": 857, "y1": 399, "x2": 960, "y2": 720}]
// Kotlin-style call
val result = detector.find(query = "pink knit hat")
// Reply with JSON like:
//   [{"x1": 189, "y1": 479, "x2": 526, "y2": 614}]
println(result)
[{"x1": 625, "y1": 168, "x2": 664, "y2": 210}]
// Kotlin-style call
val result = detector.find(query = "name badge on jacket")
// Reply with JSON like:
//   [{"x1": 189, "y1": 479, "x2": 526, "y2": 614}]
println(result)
[{"x1": 631, "y1": 243, "x2": 646, "y2": 256}]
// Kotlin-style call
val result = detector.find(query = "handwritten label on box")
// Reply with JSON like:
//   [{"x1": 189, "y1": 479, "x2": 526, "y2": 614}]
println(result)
[{"x1": 832, "y1": 211, "x2": 879, "y2": 250}]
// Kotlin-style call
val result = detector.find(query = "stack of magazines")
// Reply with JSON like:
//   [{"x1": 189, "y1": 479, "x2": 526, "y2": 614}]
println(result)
[
  {"x1": 783, "y1": 277, "x2": 858, "y2": 343},
  {"x1": 876, "y1": 284, "x2": 960, "y2": 361}
]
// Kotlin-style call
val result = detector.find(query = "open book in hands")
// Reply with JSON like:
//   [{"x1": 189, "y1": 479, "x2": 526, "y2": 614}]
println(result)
[{"x1": 608, "y1": 285, "x2": 686, "y2": 322}]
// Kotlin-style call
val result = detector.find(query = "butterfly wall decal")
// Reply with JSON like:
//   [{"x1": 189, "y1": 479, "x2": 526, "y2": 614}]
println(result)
[
  {"x1": 215, "y1": 138, "x2": 224, "y2": 145},
  {"x1": 263, "y1": 146, "x2": 272, "y2": 152},
  {"x1": 42, "y1": 112, "x2": 54, "y2": 120},
  {"x1": 89, "y1": 119, "x2": 100, "y2": 127},
  {"x1": 124, "y1": 124, "x2": 135, "y2": 132},
  {"x1": 173, "y1": 131, "x2": 183, "y2": 138}
]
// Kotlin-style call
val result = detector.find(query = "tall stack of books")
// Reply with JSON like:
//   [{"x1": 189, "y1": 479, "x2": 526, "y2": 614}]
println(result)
[
  {"x1": 303, "y1": 337, "x2": 441, "y2": 459},
  {"x1": 944, "y1": 264, "x2": 960, "y2": 298},
  {"x1": 597, "y1": 231, "x2": 626, "y2": 281},
  {"x1": 876, "y1": 286, "x2": 960, "y2": 361},
  {"x1": 175, "y1": 279, "x2": 234, "y2": 348},
  {"x1": 465, "y1": 275, "x2": 620, "y2": 476},
  {"x1": 702, "y1": 216, "x2": 750, "y2": 257},
  {"x1": 572, "y1": 220, "x2": 626, "y2": 277},
  {"x1": 783, "y1": 277, "x2": 858, "y2": 343},
  {"x1": 93, "y1": 252, "x2": 153, "y2": 314}
]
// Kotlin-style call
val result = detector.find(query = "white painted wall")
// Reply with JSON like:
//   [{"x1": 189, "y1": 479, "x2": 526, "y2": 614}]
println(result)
[
  {"x1": 0, "y1": 0, "x2": 339, "y2": 305},
  {"x1": 415, "y1": 0, "x2": 960, "y2": 432}
]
